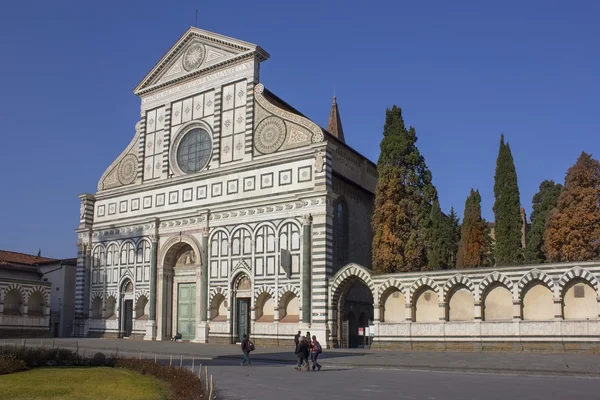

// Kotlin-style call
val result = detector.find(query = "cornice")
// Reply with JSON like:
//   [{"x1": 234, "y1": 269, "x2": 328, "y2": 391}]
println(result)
[{"x1": 95, "y1": 141, "x2": 327, "y2": 200}]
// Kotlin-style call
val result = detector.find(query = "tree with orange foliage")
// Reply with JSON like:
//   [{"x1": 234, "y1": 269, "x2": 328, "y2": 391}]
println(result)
[
  {"x1": 544, "y1": 152, "x2": 600, "y2": 262},
  {"x1": 456, "y1": 189, "x2": 492, "y2": 268},
  {"x1": 371, "y1": 106, "x2": 437, "y2": 273}
]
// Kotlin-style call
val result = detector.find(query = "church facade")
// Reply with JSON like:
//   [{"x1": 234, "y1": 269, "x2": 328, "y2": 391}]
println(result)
[{"x1": 75, "y1": 27, "x2": 375, "y2": 346}]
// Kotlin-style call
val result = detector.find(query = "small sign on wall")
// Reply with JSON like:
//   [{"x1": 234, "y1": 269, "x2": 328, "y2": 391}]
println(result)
[{"x1": 358, "y1": 327, "x2": 364, "y2": 336}]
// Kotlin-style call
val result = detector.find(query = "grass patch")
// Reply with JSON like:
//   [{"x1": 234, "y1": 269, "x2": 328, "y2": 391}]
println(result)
[{"x1": 0, "y1": 367, "x2": 167, "y2": 400}]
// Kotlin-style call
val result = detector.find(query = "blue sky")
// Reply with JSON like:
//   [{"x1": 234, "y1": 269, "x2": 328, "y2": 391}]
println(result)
[{"x1": 1, "y1": 1, "x2": 598, "y2": 258}]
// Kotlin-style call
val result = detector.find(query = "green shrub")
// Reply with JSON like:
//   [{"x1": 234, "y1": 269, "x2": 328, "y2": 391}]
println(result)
[
  {"x1": 115, "y1": 359, "x2": 204, "y2": 400},
  {"x1": 0, "y1": 356, "x2": 27, "y2": 375}
]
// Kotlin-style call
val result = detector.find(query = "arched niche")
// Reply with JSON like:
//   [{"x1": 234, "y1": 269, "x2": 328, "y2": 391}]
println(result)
[
  {"x1": 563, "y1": 280, "x2": 598, "y2": 320},
  {"x1": 483, "y1": 283, "x2": 513, "y2": 321},
  {"x1": 279, "y1": 292, "x2": 299, "y2": 323},
  {"x1": 447, "y1": 286, "x2": 474, "y2": 322},
  {"x1": 255, "y1": 292, "x2": 274, "y2": 322},
  {"x1": 210, "y1": 294, "x2": 227, "y2": 322},
  {"x1": 522, "y1": 281, "x2": 554, "y2": 321},
  {"x1": 27, "y1": 291, "x2": 46, "y2": 317},
  {"x1": 413, "y1": 286, "x2": 438, "y2": 322},
  {"x1": 381, "y1": 288, "x2": 404, "y2": 323}
]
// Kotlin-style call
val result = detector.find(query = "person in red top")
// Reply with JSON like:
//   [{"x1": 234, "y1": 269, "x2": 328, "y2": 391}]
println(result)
[{"x1": 310, "y1": 335, "x2": 322, "y2": 371}]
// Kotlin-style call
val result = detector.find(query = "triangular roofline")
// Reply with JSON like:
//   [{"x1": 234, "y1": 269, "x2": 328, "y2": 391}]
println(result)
[{"x1": 133, "y1": 26, "x2": 269, "y2": 96}]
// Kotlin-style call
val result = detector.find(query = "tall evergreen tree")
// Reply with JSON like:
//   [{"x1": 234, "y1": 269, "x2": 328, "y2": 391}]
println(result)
[
  {"x1": 447, "y1": 207, "x2": 461, "y2": 268},
  {"x1": 456, "y1": 189, "x2": 489, "y2": 268},
  {"x1": 524, "y1": 180, "x2": 562, "y2": 264},
  {"x1": 427, "y1": 201, "x2": 461, "y2": 270},
  {"x1": 427, "y1": 199, "x2": 445, "y2": 270},
  {"x1": 371, "y1": 106, "x2": 437, "y2": 273},
  {"x1": 545, "y1": 152, "x2": 600, "y2": 262},
  {"x1": 493, "y1": 134, "x2": 523, "y2": 265}
]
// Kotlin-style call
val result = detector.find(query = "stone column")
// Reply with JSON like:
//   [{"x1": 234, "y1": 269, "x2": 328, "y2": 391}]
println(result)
[
  {"x1": 301, "y1": 214, "x2": 312, "y2": 325},
  {"x1": 194, "y1": 226, "x2": 210, "y2": 343},
  {"x1": 439, "y1": 302, "x2": 447, "y2": 321},
  {"x1": 554, "y1": 299, "x2": 563, "y2": 320},
  {"x1": 474, "y1": 302, "x2": 482, "y2": 320},
  {"x1": 144, "y1": 236, "x2": 158, "y2": 340},
  {"x1": 513, "y1": 300, "x2": 522, "y2": 320},
  {"x1": 405, "y1": 303, "x2": 413, "y2": 321}
]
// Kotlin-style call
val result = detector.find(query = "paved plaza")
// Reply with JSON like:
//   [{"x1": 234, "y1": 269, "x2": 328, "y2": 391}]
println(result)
[{"x1": 4, "y1": 338, "x2": 600, "y2": 399}]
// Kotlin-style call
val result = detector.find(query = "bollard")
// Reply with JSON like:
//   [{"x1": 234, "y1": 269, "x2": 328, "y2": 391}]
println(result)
[
  {"x1": 52, "y1": 340, "x2": 55, "y2": 349},
  {"x1": 169, "y1": 354, "x2": 172, "y2": 366},
  {"x1": 179, "y1": 354, "x2": 183, "y2": 368},
  {"x1": 154, "y1": 353, "x2": 157, "y2": 364},
  {"x1": 139, "y1": 351, "x2": 142, "y2": 360},
  {"x1": 192, "y1": 357, "x2": 195, "y2": 372},
  {"x1": 205, "y1": 367, "x2": 208, "y2": 392}
]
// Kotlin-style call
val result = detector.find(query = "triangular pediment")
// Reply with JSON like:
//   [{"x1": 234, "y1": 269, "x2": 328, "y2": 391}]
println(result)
[{"x1": 134, "y1": 27, "x2": 269, "y2": 96}]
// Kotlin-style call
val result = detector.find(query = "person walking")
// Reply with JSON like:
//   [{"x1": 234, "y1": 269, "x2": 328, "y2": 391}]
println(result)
[
  {"x1": 294, "y1": 330, "x2": 301, "y2": 354},
  {"x1": 241, "y1": 334, "x2": 253, "y2": 366},
  {"x1": 295, "y1": 336, "x2": 310, "y2": 371},
  {"x1": 310, "y1": 335, "x2": 322, "y2": 371}
]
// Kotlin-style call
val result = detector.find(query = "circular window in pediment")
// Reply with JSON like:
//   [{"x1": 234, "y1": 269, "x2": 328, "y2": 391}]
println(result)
[
  {"x1": 182, "y1": 43, "x2": 206, "y2": 71},
  {"x1": 176, "y1": 128, "x2": 212, "y2": 174}
]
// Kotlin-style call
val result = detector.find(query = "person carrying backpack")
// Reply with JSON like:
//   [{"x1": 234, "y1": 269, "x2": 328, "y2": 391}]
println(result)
[
  {"x1": 311, "y1": 335, "x2": 322, "y2": 371},
  {"x1": 295, "y1": 336, "x2": 310, "y2": 371},
  {"x1": 294, "y1": 331, "x2": 301, "y2": 354},
  {"x1": 241, "y1": 334, "x2": 254, "y2": 366}
]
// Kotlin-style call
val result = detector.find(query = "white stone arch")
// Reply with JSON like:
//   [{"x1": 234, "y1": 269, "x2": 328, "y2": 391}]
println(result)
[
  {"x1": 479, "y1": 271, "x2": 514, "y2": 299},
  {"x1": 409, "y1": 276, "x2": 442, "y2": 304},
  {"x1": 2, "y1": 283, "x2": 25, "y2": 303},
  {"x1": 276, "y1": 218, "x2": 302, "y2": 236},
  {"x1": 208, "y1": 227, "x2": 230, "y2": 243},
  {"x1": 230, "y1": 224, "x2": 253, "y2": 257},
  {"x1": 377, "y1": 278, "x2": 406, "y2": 305},
  {"x1": 517, "y1": 269, "x2": 556, "y2": 300},
  {"x1": 159, "y1": 234, "x2": 203, "y2": 268},
  {"x1": 254, "y1": 285, "x2": 276, "y2": 303},
  {"x1": 25, "y1": 285, "x2": 50, "y2": 304},
  {"x1": 135, "y1": 289, "x2": 150, "y2": 302},
  {"x1": 90, "y1": 291, "x2": 105, "y2": 301},
  {"x1": 105, "y1": 241, "x2": 121, "y2": 266},
  {"x1": 278, "y1": 284, "x2": 301, "y2": 304},
  {"x1": 558, "y1": 266, "x2": 600, "y2": 297},
  {"x1": 209, "y1": 287, "x2": 229, "y2": 307},
  {"x1": 443, "y1": 274, "x2": 477, "y2": 302},
  {"x1": 330, "y1": 263, "x2": 375, "y2": 306},
  {"x1": 136, "y1": 238, "x2": 152, "y2": 263},
  {"x1": 252, "y1": 221, "x2": 278, "y2": 237},
  {"x1": 118, "y1": 270, "x2": 135, "y2": 290}
]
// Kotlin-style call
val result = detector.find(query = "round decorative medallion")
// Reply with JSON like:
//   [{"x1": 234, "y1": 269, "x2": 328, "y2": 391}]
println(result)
[
  {"x1": 182, "y1": 43, "x2": 206, "y2": 71},
  {"x1": 255, "y1": 117, "x2": 287, "y2": 154},
  {"x1": 118, "y1": 154, "x2": 137, "y2": 185}
]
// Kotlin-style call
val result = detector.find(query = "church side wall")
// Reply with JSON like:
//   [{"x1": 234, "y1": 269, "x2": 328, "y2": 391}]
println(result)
[{"x1": 331, "y1": 262, "x2": 600, "y2": 352}]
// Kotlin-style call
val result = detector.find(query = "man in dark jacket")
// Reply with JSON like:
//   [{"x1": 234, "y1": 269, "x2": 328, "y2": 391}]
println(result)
[
  {"x1": 295, "y1": 336, "x2": 310, "y2": 371},
  {"x1": 241, "y1": 334, "x2": 251, "y2": 366},
  {"x1": 294, "y1": 331, "x2": 301, "y2": 354}
]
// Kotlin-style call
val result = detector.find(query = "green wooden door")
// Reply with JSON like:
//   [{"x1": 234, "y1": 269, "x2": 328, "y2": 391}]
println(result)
[
  {"x1": 177, "y1": 283, "x2": 196, "y2": 340},
  {"x1": 237, "y1": 298, "x2": 250, "y2": 342}
]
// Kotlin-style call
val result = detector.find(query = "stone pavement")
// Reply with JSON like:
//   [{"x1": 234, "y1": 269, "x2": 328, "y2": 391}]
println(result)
[{"x1": 6, "y1": 337, "x2": 600, "y2": 377}]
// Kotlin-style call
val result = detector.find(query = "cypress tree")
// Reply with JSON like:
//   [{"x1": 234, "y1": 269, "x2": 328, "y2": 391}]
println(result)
[
  {"x1": 493, "y1": 134, "x2": 523, "y2": 265},
  {"x1": 545, "y1": 152, "x2": 600, "y2": 262},
  {"x1": 371, "y1": 106, "x2": 437, "y2": 273},
  {"x1": 456, "y1": 189, "x2": 489, "y2": 268},
  {"x1": 524, "y1": 180, "x2": 562, "y2": 264},
  {"x1": 447, "y1": 207, "x2": 461, "y2": 268},
  {"x1": 427, "y1": 199, "x2": 445, "y2": 270}
]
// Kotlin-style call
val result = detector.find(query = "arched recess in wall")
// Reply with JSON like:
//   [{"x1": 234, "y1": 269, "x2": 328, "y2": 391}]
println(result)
[
  {"x1": 380, "y1": 287, "x2": 404, "y2": 323},
  {"x1": 279, "y1": 290, "x2": 299, "y2": 323},
  {"x1": 210, "y1": 293, "x2": 227, "y2": 321},
  {"x1": 482, "y1": 283, "x2": 513, "y2": 321},
  {"x1": 332, "y1": 196, "x2": 349, "y2": 269},
  {"x1": 413, "y1": 286, "x2": 439, "y2": 322},
  {"x1": 521, "y1": 280, "x2": 554, "y2": 321},
  {"x1": 447, "y1": 285, "x2": 474, "y2": 322},
  {"x1": 91, "y1": 296, "x2": 103, "y2": 319},
  {"x1": 27, "y1": 291, "x2": 46, "y2": 317},
  {"x1": 105, "y1": 296, "x2": 117, "y2": 319},
  {"x1": 256, "y1": 292, "x2": 275, "y2": 322},
  {"x1": 136, "y1": 295, "x2": 149, "y2": 320},
  {"x1": 3, "y1": 288, "x2": 24, "y2": 315},
  {"x1": 562, "y1": 279, "x2": 598, "y2": 320}
]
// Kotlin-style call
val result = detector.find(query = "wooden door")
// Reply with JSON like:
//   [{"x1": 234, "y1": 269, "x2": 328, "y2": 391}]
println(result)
[
  {"x1": 237, "y1": 298, "x2": 250, "y2": 342},
  {"x1": 177, "y1": 283, "x2": 196, "y2": 340}
]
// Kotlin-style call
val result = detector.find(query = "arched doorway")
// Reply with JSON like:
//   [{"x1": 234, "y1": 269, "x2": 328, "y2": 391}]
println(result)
[
  {"x1": 160, "y1": 240, "x2": 200, "y2": 340},
  {"x1": 120, "y1": 278, "x2": 134, "y2": 337},
  {"x1": 231, "y1": 273, "x2": 252, "y2": 343},
  {"x1": 337, "y1": 279, "x2": 374, "y2": 348}
]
